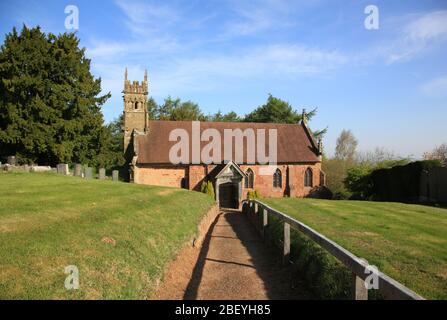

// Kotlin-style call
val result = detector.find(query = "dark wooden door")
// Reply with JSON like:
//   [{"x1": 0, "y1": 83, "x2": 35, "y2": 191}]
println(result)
[{"x1": 219, "y1": 183, "x2": 237, "y2": 208}]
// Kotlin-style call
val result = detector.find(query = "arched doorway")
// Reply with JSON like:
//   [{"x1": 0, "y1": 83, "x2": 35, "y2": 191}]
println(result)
[
  {"x1": 219, "y1": 182, "x2": 238, "y2": 209},
  {"x1": 212, "y1": 161, "x2": 246, "y2": 209}
]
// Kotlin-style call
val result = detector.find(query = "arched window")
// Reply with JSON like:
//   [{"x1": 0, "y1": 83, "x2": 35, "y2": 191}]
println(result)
[
  {"x1": 305, "y1": 168, "x2": 313, "y2": 187},
  {"x1": 134, "y1": 102, "x2": 139, "y2": 110},
  {"x1": 273, "y1": 169, "x2": 282, "y2": 188},
  {"x1": 245, "y1": 169, "x2": 254, "y2": 188}
]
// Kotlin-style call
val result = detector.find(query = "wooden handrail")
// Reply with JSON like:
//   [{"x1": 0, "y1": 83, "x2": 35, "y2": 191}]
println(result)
[{"x1": 242, "y1": 199, "x2": 424, "y2": 300}]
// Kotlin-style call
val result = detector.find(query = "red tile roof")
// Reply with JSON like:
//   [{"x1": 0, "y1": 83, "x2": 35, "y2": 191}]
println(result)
[{"x1": 136, "y1": 120, "x2": 320, "y2": 164}]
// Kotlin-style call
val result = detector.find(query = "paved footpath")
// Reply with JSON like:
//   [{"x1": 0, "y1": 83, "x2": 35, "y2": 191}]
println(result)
[{"x1": 155, "y1": 210, "x2": 311, "y2": 300}]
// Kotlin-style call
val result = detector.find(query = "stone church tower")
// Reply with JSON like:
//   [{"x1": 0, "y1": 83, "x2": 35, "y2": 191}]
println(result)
[{"x1": 123, "y1": 68, "x2": 149, "y2": 153}]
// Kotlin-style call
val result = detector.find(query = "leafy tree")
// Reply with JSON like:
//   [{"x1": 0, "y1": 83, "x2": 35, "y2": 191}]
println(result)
[
  {"x1": 322, "y1": 157, "x2": 352, "y2": 199},
  {"x1": 244, "y1": 94, "x2": 315, "y2": 124},
  {"x1": 207, "y1": 110, "x2": 241, "y2": 122},
  {"x1": 171, "y1": 100, "x2": 206, "y2": 121},
  {"x1": 243, "y1": 94, "x2": 325, "y2": 137},
  {"x1": 146, "y1": 97, "x2": 158, "y2": 119},
  {"x1": 0, "y1": 25, "x2": 110, "y2": 166},
  {"x1": 96, "y1": 115, "x2": 125, "y2": 170},
  {"x1": 334, "y1": 129, "x2": 357, "y2": 162},
  {"x1": 344, "y1": 165, "x2": 373, "y2": 200},
  {"x1": 151, "y1": 96, "x2": 206, "y2": 121}
]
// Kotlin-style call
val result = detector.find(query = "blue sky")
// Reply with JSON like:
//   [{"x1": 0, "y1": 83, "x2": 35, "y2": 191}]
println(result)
[{"x1": 0, "y1": 0, "x2": 446, "y2": 157}]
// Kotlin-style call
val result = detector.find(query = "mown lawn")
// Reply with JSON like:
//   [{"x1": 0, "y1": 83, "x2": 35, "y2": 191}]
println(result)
[
  {"x1": 262, "y1": 198, "x2": 447, "y2": 299},
  {"x1": 0, "y1": 172, "x2": 214, "y2": 299}
]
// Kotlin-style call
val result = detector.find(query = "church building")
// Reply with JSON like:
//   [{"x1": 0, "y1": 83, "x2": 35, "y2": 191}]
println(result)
[{"x1": 123, "y1": 70, "x2": 326, "y2": 208}]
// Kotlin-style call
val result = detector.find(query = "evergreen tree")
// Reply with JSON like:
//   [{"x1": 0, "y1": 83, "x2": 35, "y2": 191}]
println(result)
[
  {"x1": 243, "y1": 94, "x2": 315, "y2": 124},
  {"x1": 243, "y1": 94, "x2": 325, "y2": 137},
  {"x1": 0, "y1": 25, "x2": 110, "y2": 165},
  {"x1": 207, "y1": 110, "x2": 241, "y2": 122}
]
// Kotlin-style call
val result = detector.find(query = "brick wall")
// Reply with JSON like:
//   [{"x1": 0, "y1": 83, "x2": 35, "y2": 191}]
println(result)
[
  {"x1": 134, "y1": 162, "x2": 323, "y2": 199},
  {"x1": 135, "y1": 165, "x2": 186, "y2": 188},
  {"x1": 189, "y1": 165, "x2": 206, "y2": 191},
  {"x1": 239, "y1": 163, "x2": 322, "y2": 198}
]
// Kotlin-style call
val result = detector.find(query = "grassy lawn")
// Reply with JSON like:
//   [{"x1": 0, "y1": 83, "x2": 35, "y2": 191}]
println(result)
[
  {"x1": 0, "y1": 172, "x2": 214, "y2": 299},
  {"x1": 262, "y1": 198, "x2": 447, "y2": 299}
]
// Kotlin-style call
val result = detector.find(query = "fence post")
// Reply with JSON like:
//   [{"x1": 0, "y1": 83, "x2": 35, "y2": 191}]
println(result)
[
  {"x1": 352, "y1": 272, "x2": 368, "y2": 300},
  {"x1": 263, "y1": 208, "x2": 268, "y2": 241},
  {"x1": 283, "y1": 222, "x2": 290, "y2": 265}
]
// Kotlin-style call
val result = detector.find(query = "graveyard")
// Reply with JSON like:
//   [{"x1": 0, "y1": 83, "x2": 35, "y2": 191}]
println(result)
[{"x1": 0, "y1": 171, "x2": 214, "y2": 299}]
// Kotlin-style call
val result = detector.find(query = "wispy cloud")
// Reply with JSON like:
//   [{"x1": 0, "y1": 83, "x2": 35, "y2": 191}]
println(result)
[
  {"x1": 221, "y1": 0, "x2": 320, "y2": 38},
  {"x1": 114, "y1": 0, "x2": 180, "y2": 36},
  {"x1": 386, "y1": 10, "x2": 447, "y2": 64}
]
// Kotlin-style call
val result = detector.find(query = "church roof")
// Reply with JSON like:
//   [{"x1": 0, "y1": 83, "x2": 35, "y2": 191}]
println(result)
[{"x1": 136, "y1": 120, "x2": 321, "y2": 164}]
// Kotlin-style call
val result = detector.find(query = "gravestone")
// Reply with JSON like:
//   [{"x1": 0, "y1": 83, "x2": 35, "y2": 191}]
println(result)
[
  {"x1": 74, "y1": 164, "x2": 82, "y2": 177},
  {"x1": 31, "y1": 166, "x2": 51, "y2": 172},
  {"x1": 7, "y1": 156, "x2": 16, "y2": 166},
  {"x1": 112, "y1": 170, "x2": 119, "y2": 181},
  {"x1": 84, "y1": 167, "x2": 93, "y2": 179},
  {"x1": 57, "y1": 164, "x2": 69, "y2": 175},
  {"x1": 99, "y1": 168, "x2": 106, "y2": 180}
]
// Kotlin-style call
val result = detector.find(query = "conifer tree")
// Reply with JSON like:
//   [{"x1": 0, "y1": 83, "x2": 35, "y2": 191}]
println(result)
[{"x1": 0, "y1": 25, "x2": 110, "y2": 165}]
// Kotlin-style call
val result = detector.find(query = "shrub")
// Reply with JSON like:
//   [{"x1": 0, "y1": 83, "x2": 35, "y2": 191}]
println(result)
[
  {"x1": 247, "y1": 189, "x2": 260, "y2": 199},
  {"x1": 201, "y1": 180, "x2": 215, "y2": 198},
  {"x1": 344, "y1": 165, "x2": 373, "y2": 200},
  {"x1": 371, "y1": 160, "x2": 442, "y2": 202},
  {"x1": 206, "y1": 181, "x2": 215, "y2": 197},
  {"x1": 322, "y1": 158, "x2": 352, "y2": 199},
  {"x1": 265, "y1": 214, "x2": 351, "y2": 299},
  {"x1": 344, "y1": 159, "x2": 412, "y2": 200},
  {"x1": 200, "y1": 180, "x2": 207, "y2": 193}
]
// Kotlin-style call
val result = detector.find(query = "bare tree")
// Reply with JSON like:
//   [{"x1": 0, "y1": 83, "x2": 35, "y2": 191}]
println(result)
[
  {"x1": 335, "y1": 129, "x2": 358, "y2": 162},
  {"x1": 423, "y1": 143, "x2": 447, "y2": 167},
  {"x1": 356, "y1": 147, "x2": 397, "y2": 165}
]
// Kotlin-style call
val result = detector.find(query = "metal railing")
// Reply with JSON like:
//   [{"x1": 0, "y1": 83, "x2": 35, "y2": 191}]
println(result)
[{"x1": 242, "y1": 199, "x2": 424, "y2": 300}]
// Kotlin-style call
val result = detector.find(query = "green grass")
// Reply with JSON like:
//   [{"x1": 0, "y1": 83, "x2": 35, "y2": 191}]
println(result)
[
  {"x1": 262, "y1": 198, "x2": 447, "y2": 299},
  {"x1": 0, "y1": 172, "x2": 214, "y2": 299}
]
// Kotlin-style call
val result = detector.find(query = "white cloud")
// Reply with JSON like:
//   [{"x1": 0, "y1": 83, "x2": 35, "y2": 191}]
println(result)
[
  {"x1": 138, "y1": 44, "x2": 347, "y2": 100},
  {"x1": 114, "y1": 0, "x2": 180, "y2": 35},
  {"x1": 386, "y1": 10, "x2": 447, "y2": 64},
  {"x1": 405, "y1": 11, "x2": 447, "y2": 42},
  {"x1": 221, "y1": 0, "x2": 320, "y2": 38},
  {"x1": 420, "y1": 75, "x2": 447, "y2": 97}
]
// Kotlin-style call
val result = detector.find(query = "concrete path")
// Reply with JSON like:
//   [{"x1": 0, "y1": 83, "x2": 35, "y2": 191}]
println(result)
[{"x1": 155, "y1": 210, "x2": 311, "y2": 300}]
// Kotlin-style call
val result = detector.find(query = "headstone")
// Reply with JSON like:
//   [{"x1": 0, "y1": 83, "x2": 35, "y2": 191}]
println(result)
[
  {"x1": 7, "y1": 156, "x2": 16, "y2": 166},
  {"x1": 31, "y1": 166, "x2": 51, "y2": 172},
  {"x1": 57, "y1": 163, "x2": 69, "y2": 175},
  {"x1": 112, "y1": 170, "x2": 119, "y2": 181},
  {"x1": 99, "y1": 168, "x2": 106, "y2": 180},
  {"x1": 84, "y1": 167, "x2": 93, "y2": 179},
  {"x1": 74, "y1": 164, "x2": 82, "y2": 177}
]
